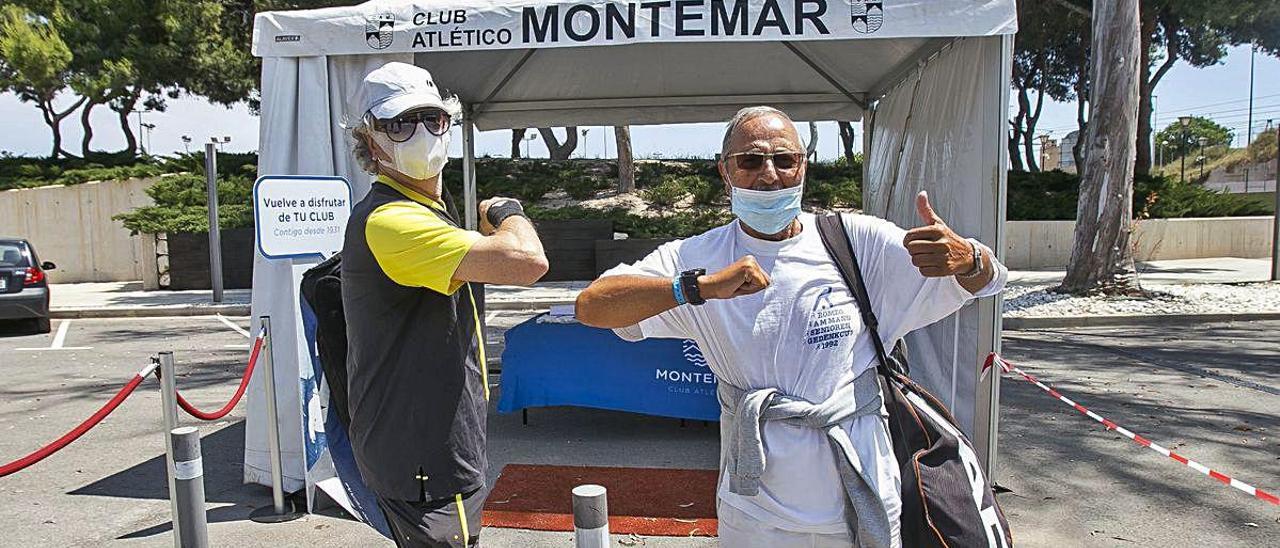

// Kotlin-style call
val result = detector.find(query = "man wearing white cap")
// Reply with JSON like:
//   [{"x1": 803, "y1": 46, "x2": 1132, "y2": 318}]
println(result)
[{"x1": 342, "y1": 62, "x2": 548, "y2": 547}]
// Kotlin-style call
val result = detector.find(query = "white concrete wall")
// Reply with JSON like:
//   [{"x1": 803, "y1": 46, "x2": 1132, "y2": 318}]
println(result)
[
  {"x1": 1005, "y1": 216, "x2": 1275, "y2": 269},
  {"x1": 0, "y1": 178, "x2": 156, "y2": 283}
]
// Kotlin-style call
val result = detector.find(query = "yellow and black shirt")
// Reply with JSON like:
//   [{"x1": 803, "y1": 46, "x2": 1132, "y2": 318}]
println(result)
[{"x1": 342, "y1": 175, "x2": 489, "y2": 502}]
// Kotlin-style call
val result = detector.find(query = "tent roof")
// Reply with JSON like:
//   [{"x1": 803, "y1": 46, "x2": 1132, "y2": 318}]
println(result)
[{"x1": 253, "y1": 0, "x2": 1016, "y2": 130}]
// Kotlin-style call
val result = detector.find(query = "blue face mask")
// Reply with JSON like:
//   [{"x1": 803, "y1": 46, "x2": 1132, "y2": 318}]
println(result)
[{"x1": 730, "y1": 184, "x2": 803, "y2": 235}]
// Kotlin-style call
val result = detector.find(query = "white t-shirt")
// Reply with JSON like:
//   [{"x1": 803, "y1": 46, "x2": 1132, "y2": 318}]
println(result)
[{"x1": 600, "y1": 213, "x2": 1007, "y2": 535}]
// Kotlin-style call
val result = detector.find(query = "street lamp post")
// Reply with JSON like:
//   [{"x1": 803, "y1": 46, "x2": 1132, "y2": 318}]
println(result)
[
  {"x1": 1198, "y1": 136, "x2": 1208, "y2": 180},
  {"x1": 1178, "y1": 116, "x2": 1192, "y2": 183}
]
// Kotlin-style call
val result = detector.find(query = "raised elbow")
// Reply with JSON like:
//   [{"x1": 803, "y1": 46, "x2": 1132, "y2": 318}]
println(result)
[
  {"x1": 507, "y1": 249, "x2": 548, "y2": 286},
  {"x1": 575, "y1": 290, "x2": 602, "y2": 327}
]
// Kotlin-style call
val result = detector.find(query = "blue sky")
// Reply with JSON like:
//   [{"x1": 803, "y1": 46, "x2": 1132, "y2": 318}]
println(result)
[{"x1": 2, "y1": 45, "x2": 1277, "y2": 162}]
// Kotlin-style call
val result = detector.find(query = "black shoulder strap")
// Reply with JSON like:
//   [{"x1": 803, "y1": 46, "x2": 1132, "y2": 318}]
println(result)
[{"x1": 815, "y1": 213, "x2": 895, "y2": 377}]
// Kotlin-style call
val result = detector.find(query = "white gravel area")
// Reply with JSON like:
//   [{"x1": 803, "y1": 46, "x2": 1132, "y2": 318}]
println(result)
[{"x1": 1004, "y1": 281, "x2": 1280, "y2": 317}]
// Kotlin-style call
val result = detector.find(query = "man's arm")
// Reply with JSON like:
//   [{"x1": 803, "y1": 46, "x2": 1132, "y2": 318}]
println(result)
[
  {"x1": 452, "y1": 197, "x2": 548, "y2": 286},
  {"x1": 576, "y1": 255, "x2": 770, "y2": 329}
]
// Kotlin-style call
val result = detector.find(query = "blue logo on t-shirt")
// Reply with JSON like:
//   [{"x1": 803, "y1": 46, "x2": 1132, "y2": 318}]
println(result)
[{"x1": 805, "y1": 287, "x2": 854, "y2": 350}]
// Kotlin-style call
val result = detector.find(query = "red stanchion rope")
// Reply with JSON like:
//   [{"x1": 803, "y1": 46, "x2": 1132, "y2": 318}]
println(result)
[
  {"x1": 0, "y1": 361, "x2": 159, "y2": 478},
  {"x1": 171, "y1": 333, "x2": 265, "y2": 421}
]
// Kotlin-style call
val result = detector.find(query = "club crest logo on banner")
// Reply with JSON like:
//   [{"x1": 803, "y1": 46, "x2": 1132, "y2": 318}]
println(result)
[
  {"x1": 849, "y1": 0, "x2": 883, "y2": 34},
  {"x1": 365, "y1": 13, "x2": 395, "y2": 49}
]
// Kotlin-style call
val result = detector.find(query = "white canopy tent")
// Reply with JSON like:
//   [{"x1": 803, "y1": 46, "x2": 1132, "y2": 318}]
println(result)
[{"x1": 246, "y1": 0, "x2": 1016, "y2": 511}]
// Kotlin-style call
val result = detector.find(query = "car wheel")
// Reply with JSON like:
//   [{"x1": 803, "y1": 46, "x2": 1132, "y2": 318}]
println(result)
[{"x1": 34, "y1": 317, "x2": 51, "y2": 334}]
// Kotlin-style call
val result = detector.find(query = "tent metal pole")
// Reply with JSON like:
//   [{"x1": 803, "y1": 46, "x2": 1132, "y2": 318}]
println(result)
[
  {"x1": 477, "y1": 49, "x2": 538, "y2": 110},
  {"x1": 781, "y1": 42, "x2": 866, "y2": 110},
  {"x1": 462, "y1": 106, "x2": 478, "y2": 231},
  {"x1": 868, "y1": 38, "x2": 955, "y2": 100},
  {"x1": 980, "y1": 34, "x2": 1015, "y2": 479}
]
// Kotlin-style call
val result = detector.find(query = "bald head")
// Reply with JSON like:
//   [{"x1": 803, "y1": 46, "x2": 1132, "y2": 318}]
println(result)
[{"x1": 720, "y1": 106, "x2": 802, "y2": 159}]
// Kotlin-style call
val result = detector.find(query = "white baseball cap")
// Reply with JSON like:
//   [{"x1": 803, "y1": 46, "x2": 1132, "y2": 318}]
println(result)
[{"x1": 349, "y1": 62, "x2": 451, "y2": 121}]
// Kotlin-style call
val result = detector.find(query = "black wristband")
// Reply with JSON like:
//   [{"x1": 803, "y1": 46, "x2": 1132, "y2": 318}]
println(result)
[
  {"x1": 680, "y1": 268, "x2": 706, "y2": 305},
  {"x1": 485, "y1": 198, "x2": 526, "y2": 228}
]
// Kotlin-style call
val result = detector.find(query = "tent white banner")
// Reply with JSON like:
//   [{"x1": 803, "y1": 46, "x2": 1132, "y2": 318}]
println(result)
[{"x1": 254, "y1": 0, "x2": 1017, "y2": 58}]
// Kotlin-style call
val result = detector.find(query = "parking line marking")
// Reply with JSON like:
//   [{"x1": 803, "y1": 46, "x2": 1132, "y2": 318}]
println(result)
[
  {"x1": 224, "y1": 344, "x2": 250, "y2": 349},
  {"x1": 16, "y1": 320, "x2": 93, "y2": 351},
  {"x1": 51, "y1": 319, "x2": 71, "y2": 348},
  {"x1": 216, "y1": 314, "x2": 251, "y2": 339}
]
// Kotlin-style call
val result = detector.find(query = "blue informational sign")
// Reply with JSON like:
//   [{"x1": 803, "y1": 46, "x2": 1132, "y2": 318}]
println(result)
[{"x1": 498, "y1": 316, "x2": 720, "y2": 421}]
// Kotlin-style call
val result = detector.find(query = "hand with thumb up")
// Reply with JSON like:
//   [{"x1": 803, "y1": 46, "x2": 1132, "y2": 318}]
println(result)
[{"x1": 902, "y1": 191, "x2": 979, "y2": 278}]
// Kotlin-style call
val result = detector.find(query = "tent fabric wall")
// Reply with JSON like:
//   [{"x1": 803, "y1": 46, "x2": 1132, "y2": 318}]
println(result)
[
  {"x1": 245, "y1": 52, "x2": 410, "y2": 491},
  {"x1": 862, "y1": 36, "x2": 1008, "y2": 440}
]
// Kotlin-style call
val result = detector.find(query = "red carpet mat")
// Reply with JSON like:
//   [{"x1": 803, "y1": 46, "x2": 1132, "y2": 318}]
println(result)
[{"x1": 482, "y1": 464, "x2": 719, "y2": 537}]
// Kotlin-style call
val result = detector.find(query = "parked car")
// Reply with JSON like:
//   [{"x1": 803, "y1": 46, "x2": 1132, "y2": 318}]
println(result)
[{"x1": 0, "y1": 238, "x2": 55, "y2": 333}]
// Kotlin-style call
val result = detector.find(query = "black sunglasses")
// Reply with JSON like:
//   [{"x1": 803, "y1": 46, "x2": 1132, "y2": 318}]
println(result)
[
  {"x1": 371, "y1": 108, "x2": 452, "y2": 142},
  {"x1": 725, "y1": 151, "x2": 805, "y2": 171}
]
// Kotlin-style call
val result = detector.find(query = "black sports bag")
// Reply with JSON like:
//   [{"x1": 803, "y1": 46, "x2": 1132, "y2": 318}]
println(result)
[
  {"x1": 816, "y1": 213, "x2": 1013, "y2": 548},
  {"x1": 300, "y1": 253, "x2": 352, "y2": 429}
]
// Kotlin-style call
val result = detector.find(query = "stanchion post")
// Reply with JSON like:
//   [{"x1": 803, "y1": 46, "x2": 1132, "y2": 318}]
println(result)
[
  {"x1": 170, "y1": 426, "x2": 209, "y2": 548},
  {"x1": 249, "y1": 316, "x2": 302, "y2": 523},
  {"x1": 158, "y1": 352, "x2": 183, "y2": 547},
  {"x1": 572, "y1": 484, "x2": 609, "y2": 548}
]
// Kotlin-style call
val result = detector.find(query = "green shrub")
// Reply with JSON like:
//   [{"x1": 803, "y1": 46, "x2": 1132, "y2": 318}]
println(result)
[
  {"x1": 682, "y1": 175, "x2": 724, "y2": 206},
  {"x1": 804, "y1": 177, "x2": 861, "y2": 209},
  {"x1": 114, "y1": 174, "x2": 254, "y2": 235},
  {"x1": 641, "y1": 177, "x2": 690, "y2": 208},
  {"x1": 1007, "y1": 169, "x2": 1273, "y2": 220},
  {"x1": 1007, "y1": 169, "x2": 1080, "y2": 220},
  {"x1": 527, "y1": 205, "x2": 732, "y2": 239}
]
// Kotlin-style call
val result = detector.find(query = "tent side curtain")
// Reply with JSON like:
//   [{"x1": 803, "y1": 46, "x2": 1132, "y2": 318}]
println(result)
[{"x1": 862, "y1": 36, "x2": 1007, "y2": 436}]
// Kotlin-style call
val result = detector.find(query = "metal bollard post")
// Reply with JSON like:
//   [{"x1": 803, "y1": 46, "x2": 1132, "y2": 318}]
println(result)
[
  {"x1": 170, "y1": 426, "x2": 209, "y2": 548},
  {"x1": 249, "y1": 316, "x2": 302, "y2": 523},
  {"x1": 572, "y1": 484, "x2": 609, "y2": 548},
  {"x1": 159, "y1": 352, "x2": 183, "y2": 547},
  {"x1": 204, "y1": 142, "x2": 224, "y2": 303}
]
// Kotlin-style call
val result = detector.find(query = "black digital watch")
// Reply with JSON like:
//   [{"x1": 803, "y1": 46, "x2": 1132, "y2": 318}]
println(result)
[{"x1": 679, "y1": 268, "x2": 706, "y2": 306}]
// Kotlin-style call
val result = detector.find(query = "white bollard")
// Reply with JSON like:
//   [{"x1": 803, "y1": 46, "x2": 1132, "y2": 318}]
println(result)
[{"x1": 572, "y1": 484, "x2": 609, "y2": 548}]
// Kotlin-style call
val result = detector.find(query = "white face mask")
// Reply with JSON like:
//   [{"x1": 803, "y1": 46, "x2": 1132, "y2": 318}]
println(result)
[{"x1": 372, "y1": 123, "x2": 449, "y2": 180}]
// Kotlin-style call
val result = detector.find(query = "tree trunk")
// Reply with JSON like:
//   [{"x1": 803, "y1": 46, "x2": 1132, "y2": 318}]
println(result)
[
  {"x1": 1134, "y1": 11, "x2": 1156, "y2": 175},
  {"x1": 806, "y1": 122, "x2": 819, "y2": 159},
  {"x1": 116, "y1": 101, "x2": 138, "y2": 157},
  {"x1": 1059, "y1": 0, "x2": 1141, "y2": 294},
  {"x1": 50, "y1": 96, "x2": 86, "y2": 159},
  {"x1": 1022, "y1": 86, "x2": 1045, "y2": 172},
  {"x1": 837, "y1": 121, "x2": 856, "y2": 163},
  {"x1": 1008, "y1": 119, "x2": 1025, "y2": 172},
  {"x1": 80, "y1": 98, "x2": 99, "y2": 157},
  {"x1": 614, "y1": 125, "x2": 635, "y2": 193},
  {"x1": 511, "y1": 128, "x2": 526, "y2": 158},
  {"x1": 1136, "y1": 13, "x2": 1180, "y2": 176},
  {"x1": 1072, "y1": 96, "x2": 1087, "y2": 171},
  {"x1": 538, "y1": 127, "x2": 579, "y2": 160},
  {"x1": 1070, "y1": 53, "x2": 1090, "y2": 170}
]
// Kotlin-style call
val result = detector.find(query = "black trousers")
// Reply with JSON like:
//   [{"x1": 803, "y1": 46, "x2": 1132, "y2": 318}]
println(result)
[{"x1": 377, "y1": 486, "x2": 488, "y2": 548}]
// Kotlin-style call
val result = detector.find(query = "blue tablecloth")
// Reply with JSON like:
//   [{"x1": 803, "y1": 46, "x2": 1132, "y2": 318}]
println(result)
[{"x1": 497, "y1": 315, "x2": 720, "y2": 421}]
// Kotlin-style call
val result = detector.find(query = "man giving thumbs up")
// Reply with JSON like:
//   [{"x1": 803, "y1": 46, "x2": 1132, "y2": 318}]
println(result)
[{"x1": 577, "y1": 106, "x2": 1007, "y2": 548}]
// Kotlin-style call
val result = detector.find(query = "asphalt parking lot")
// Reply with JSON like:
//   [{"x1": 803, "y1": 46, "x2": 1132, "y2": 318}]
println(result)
[{"x1": 0, "y1": 316, "x2": 1276, "y2": 547}]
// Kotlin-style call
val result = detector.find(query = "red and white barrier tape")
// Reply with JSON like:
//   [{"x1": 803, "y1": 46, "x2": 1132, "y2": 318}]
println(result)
[{"x1": 985, "y1": 353, "x2": 1279, "y2": 507}]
